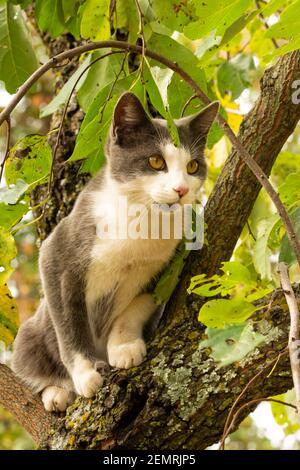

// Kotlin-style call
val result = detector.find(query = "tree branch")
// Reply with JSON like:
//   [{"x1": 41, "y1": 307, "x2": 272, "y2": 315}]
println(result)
[
  {"x1": 0, "y1": 363, "x2": 56, "y2": 445},
  {"x1": 43, "y1": 286, "x2": 297, "y2": 450}
]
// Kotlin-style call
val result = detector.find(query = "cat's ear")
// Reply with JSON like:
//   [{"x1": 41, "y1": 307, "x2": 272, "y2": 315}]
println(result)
[
  {"x1": 112, "y1": 92, "x2": 150, "y2": 135},
  {"x1": 187, "y1": 101, "x2": 219, "y2": 137}
]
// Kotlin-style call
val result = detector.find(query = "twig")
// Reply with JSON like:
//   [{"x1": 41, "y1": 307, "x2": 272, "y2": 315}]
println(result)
[
  {"x1": 0, "y1": 117, "x2": 11, "y2": 182},
  {"x1": 222, "y1": 397, "x2": 297, "y2": 449},
  {"x1": 247, "y1": 220, "x2": 257, "y2": 242},
  {"x1": 219, "y1": 348, "x2": 288, "y2": 449},
  {"x1": 256, "y1": 0, "x2": 279, "y2": 49},
  {"x1": 98, "y1": 52, "x2": 128, "y2": 125},
  {"x1": 0, "y1": 41, "x2": 299, "y2": 268},
  {"x1": 134, "y1": 0, "x2": 146, "y2": 81},
  {"x1": 181, "y1": 94, "x2": 198, "y2": 117},
  {"x1": 278, "y1": 262, "x2": 300, "y2": 421}
]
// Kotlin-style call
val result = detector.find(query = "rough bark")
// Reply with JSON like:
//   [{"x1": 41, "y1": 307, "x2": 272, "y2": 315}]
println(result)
[
  {"x1": 0, "y1": 364, "x2": 55, "y2": 444},
  {"x1": 1, "y1": 19, "x2": 300, "y2": 448},
  {"x1": 44, "y1": 286, "x2": 296, "y2": 450}
]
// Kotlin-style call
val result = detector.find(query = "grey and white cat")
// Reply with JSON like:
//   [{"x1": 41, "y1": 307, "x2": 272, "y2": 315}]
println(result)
[{"x1": 12, "y1": 92, "x2": 218, "y2": 412}]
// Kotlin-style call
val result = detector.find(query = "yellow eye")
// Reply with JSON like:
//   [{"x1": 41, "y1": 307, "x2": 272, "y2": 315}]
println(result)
[
  {"x1": 148, "y1": 155, "x2": 166, "y2": 171},
  {"x1": 187, "y1": 159, "x2": 199, "y2": 175}
]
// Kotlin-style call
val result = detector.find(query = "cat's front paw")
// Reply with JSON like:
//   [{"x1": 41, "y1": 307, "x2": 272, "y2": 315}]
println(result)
[
  {"x1": 42, "y1": 386, "x2": 75, "y2": 412},
  {"x1": 108, "y1": 339, "x2": 146, "y2": 369},
  {"x1": 72, "y1": 368, "x2": 103, "y2": 398}
]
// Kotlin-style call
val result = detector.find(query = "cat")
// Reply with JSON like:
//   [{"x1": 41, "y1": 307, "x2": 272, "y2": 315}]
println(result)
[{"x1": 12, "y1": 92, "x2": 219, "y2": 412}]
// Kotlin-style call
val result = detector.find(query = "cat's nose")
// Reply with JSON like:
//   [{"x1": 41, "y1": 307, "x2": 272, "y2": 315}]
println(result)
[{"x1": 173, "y1": 186, "x2": 189, "y2": 198}]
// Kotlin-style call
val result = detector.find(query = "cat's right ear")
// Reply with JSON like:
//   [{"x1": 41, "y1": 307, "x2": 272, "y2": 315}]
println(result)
[{"x1": 112, "y1": 92, "x2": 150, "y2": 138}]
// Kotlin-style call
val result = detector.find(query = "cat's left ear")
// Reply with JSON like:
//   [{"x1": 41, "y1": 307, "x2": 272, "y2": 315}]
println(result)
[{"x1": 179, "y1": 101, "x2": 220, "y2": 139}]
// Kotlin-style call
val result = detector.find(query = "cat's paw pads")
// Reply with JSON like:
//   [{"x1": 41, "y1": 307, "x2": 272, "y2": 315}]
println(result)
[
  {"x1": 42, "y1": 386, "x2": 74, "y2": 412},
  {"x1": 108, "y1": 339, "x2": 146, "y2": 369},
  {"x1": 72, "y1": 368, "x2": 103, "y2": 398}
]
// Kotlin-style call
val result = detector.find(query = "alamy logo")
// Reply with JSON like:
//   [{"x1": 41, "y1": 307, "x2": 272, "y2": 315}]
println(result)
[{"x1": 95, "y1": 196, "x2": 205, "y2": 250}]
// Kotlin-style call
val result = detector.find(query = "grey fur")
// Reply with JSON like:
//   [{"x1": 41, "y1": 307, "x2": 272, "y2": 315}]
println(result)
[{"x1": 12, "y1": 92, "x2": 218, "y2": 404}]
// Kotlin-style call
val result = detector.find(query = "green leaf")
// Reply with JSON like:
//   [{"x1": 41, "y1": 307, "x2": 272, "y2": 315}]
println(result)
[
  {"x1": 184, "y1": 0, "x2": 253, "y2": 40},
  {"x1": 253, "y1": 214, "x2": 280, "y2": 280},
  {"x1": 143, "y1": 62, "x2": 180, "y2": 146},
  {"x1": 0, "y1": 226, "x2": 16, "y2": 286},
  {"x1": 147, "y1": 33, "x2": 207, "y2": 93},
  {"x1": 199, "y1": 298, "x2": 257, "y2": 328},
  {"x1": 80, "y1": 0, "x2": 110, "y2": 41},
  {"x1": 279, "y1": 206, "x2": 300, "y2": 267},
  {"x1": 0, "y1": 283, "x2": 19, "y2": 345},
  {"x1": 5, "y1": 135, "x2": 52, "y2": 188},
  {"x1": 0, "y1": 202, "x2": 28, "y2": 230},
  {"x1": 40, "y1": 55, "x2": 91, "y2": 118},
  {"x1": 69, "y1": 72, "x2": 140, "y2": 171},
  {"x1": 0, "y1": 179, "x2": 28, "y2": 204},
  {"x1": 151, "y1": 0, "x2": 196, "y2": 33},
  {"x1": 152, "y1": 241, "x2": 189, "y2": 305},
  {"x1": 114, "y1": 0, "x2": 139, "y2": 43},
  {"x1": 167, "y1": 74, "x2": 196, "y2": 119},
  {"x1": 265, "y1": 36, "x2": 300, "y2": 61},
  {"x1": 62, "y1": 0, "x2": 78, "y2": 21},
  {"x1": 200, "y1": 322, "x2": 265, "y2": 367},
  {"x1": 220, "y1": 10, "x2": 258, "y2": 46},
  {"x1": 217, "y1": 54, "x2": 255, "y2": 100},
  {"x1": 35, "y1": 0, "x2": 65, "y2": 37},
  {"x1": 261, "y1": 0, "x2": 290, "y2": 17},
  {"x1": 265, "y1": 0, "x2": 300, "y2": 39},
  {"x1": 271, "y1": 391, "x2": 300, "y2": 435},
  {"x1": 221, "y1": 261, "x2": 253, "y2": 283},
  {"x1": 77, "y1": 51, "x2": 127, "y2": 113},
  {"x1": 0, "y1": 3, "x2": 38, "y2": 93},
  {"x1": 278, "y1": 172, "x2": 300, "y2": 207}
]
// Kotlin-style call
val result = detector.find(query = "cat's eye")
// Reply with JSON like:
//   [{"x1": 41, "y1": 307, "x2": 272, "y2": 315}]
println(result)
[
  {"x1": 187, "y1": 159, "x2": 199, "y2": 175},
  {"x1": 148, "y1": 155, "x2": 166, "y2": 171}
]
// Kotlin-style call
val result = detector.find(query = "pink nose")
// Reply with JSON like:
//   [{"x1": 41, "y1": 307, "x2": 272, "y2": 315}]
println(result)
[{"x1": 173, "y1": 186, "x2": 189, "y2": 198}]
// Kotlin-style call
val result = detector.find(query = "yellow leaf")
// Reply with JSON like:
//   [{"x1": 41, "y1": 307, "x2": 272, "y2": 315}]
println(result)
[{"x1": 0, "y1": 284, "x2": 19, "y2": 345}]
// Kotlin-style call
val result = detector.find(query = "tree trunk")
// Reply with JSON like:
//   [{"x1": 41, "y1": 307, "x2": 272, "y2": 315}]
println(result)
[{"x1": 1, "y1": 23, "x2": 300, "y2": 449}]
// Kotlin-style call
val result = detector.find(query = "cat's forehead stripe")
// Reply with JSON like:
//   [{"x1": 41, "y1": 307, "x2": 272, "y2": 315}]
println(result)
[{"x1": 160, "y1": 142, "x2": 191, "y2": 166}]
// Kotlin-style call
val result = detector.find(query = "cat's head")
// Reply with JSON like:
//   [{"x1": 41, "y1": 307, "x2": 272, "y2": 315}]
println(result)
[{"x1": 105, "y1": 92, "x2": 219, "y2": 206}]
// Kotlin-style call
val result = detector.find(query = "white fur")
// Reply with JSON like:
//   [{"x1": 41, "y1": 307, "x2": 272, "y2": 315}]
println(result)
[
  {"x1": 42, "y1": 386, "x2": 75, "y2": 412},
  {"x1": 71, "y1": 354, "x2": 103, "y2": 398}
]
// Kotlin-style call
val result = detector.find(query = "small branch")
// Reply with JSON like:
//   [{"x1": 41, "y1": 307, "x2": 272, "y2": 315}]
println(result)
[
  {"x1": 220, "y1": 348, "x2": 288, "y2": 449},
  {"x1": 256, "y1": 0, "x2": 280, "y2": 49},
  {"x1": 247, "y1": 220, "x2": 257, "y2": 242},
  {"x1": 222, "y1": 397, "x2": 297, "y2": 449},
  {"x1": 0, "y1": 117, "x2": 11, "y2": 182},
  {"x1": 0, "y1": 363, "x2": 57, "y2": 444},
  {"x1": 134, "y1": 0, "x2": 145, "y2": 80},
  {"x1": 181, "y1": 94, "x2": 198, "y2": 117},
  {"x1": 98, "y1": 52, "x2": 128, "y2": 125},
  {"x1": 278, "y1": 262, "x2": 300, "y2": 421},
  {"x1": 0, "y1": 40, "x2": 299, "y2": 267}
]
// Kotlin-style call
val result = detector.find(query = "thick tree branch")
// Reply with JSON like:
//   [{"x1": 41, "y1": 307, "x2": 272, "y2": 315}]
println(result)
[
  {"x1": 0, "y1": 363, "x2": 55, "y2": 445},
  {"x1": 43, "y1": 286, "x2": 297, "y2": 450}
]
